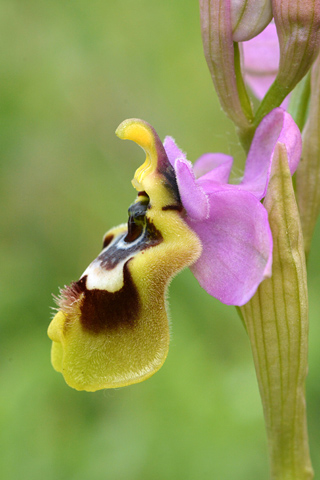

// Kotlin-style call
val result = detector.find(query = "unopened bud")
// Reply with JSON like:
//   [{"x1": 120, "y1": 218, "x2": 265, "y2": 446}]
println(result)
[
  {"x1": 231, "y1": 0, "x2": 272, "y2": 42},
  {"x1": 273, "y1": 0, "x2": 320, "y2": 94},
  {"x1": 199, "y1": 0, "x2": 254, "y2": 131}
]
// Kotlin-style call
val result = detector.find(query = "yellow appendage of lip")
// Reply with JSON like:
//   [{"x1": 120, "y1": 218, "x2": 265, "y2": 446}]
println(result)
[{"x1": 116, "y1": 118, "x2": 159, "y2": 193}]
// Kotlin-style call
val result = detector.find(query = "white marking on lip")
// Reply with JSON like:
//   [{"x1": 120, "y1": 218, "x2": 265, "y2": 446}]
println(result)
[
  {"x1": 82, "y1": 259, "x2": 126, "y2": 293},
  {"x1": 81, "y1": 225, "x2": 147, "y2": 293}
]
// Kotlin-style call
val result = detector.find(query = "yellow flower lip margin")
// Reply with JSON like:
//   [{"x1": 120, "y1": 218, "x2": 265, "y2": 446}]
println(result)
[{"x1": 48, "y1": 118, "x2": 202, "y2": 392}]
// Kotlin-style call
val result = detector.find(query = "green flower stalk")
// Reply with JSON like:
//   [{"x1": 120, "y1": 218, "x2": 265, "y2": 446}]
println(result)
[
  {"x1": 296, "y1": 54, "x2": 320, "y2": 258},
  {"x1": 241, "y1": 144, "x2": 313, "y2": 480},
  {"x1": 198, "y1": 1, "x2": 318, "y2": 477}
]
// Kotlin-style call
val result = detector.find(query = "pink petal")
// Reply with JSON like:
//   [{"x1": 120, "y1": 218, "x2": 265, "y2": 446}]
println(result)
[
  {"x1": 163, "y1": 136, "x2": 186, "y2": 167},
  {"x1": 193, "y1": 153, "x2": 233, "y2": 183},
  {"x1": 174, "y1": 158, "x2": 210, "y2": 221},
  {"x1": 239, "y1": 108, "x2": 301, "y2": 199},
  {"x1": 189, "y1": 188, "x2": 272, "y2": 306}
]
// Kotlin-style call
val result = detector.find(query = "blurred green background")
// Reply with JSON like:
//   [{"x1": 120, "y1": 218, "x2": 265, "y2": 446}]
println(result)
[{"x1": 1, "y1": 1, "x2": 320, "y2": 479}]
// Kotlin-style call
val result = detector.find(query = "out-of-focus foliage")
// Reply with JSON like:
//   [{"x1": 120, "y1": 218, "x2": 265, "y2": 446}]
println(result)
[{"x1": 0, "y1": 1, "x2": 319, "y2": 479}]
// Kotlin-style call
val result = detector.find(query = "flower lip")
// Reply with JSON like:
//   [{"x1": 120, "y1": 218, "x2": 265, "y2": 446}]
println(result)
[{"x1": 48, "y1": 118, "x2": 202, "y2": 391}]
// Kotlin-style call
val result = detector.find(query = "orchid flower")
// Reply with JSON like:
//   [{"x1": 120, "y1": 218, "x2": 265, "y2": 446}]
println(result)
[{"x1": 48, "y1": 107, "x2": 301, "y2": 392}]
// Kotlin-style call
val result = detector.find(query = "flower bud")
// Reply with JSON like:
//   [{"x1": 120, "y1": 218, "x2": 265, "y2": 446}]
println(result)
[
  {"x1": 231, "y1": 0, "x2": 273, "y2": 42},
  {"x1": 252, "y1": 1, "x2": 320, "y2": 126},
  {"x1": 199, "y1": 0, "x2": 254, "y2": 131},
  {"x1": 273, "y1": 0, "x2": 320, "y2": 101}
]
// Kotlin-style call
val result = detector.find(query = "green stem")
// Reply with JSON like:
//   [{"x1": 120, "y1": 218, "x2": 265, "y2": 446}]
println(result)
[
  {"x1": 288, "y1": 73, "x2": 311, "y2": 132},
  {"x1": 295, "y1": 56, "x2": 320, "y2": 258},
  {"x1": 254, "y1": 80, "x2": 290, "y2": 127},
  {"x1": 237, "y1": 73, "x2": 311, "y2": 153},
  {"x1": 234, "y1": 42, "x2": 254, "y2": 122},
  {"x1": 236, "y1": 124, "x2": 256, "y2": 154},
  {"x1": 233, "y1": 42, "x2": 255, "y2": 153},
  {"x1": 240, "y1": 146, "x2": 313, "y2": 480},
  {"x1": 243, "y1": 296, "x2": 312, "y2": 480}
]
